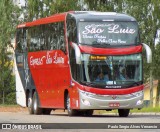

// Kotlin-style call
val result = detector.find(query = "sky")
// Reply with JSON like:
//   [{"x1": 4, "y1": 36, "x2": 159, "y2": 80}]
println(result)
[{"x1": 18, "y1": 0, "x2": 25, "y2": 7}]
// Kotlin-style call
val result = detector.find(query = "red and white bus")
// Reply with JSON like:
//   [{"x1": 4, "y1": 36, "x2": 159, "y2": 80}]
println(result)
[{"x1": 15, "y1": 11, "x2": 152, "y2": 117}]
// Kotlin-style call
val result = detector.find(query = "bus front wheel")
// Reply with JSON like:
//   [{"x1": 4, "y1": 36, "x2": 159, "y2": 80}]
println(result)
[
  {"x1": 83, "y1": 110, "x2": 93, "y2": 116},
  {"x1": 66, "y1": 94, "x2": 77, "y2": 116},
  {"x1": 118, "y1": 109, "x2": 130, "y2": 117},
  {"x1": 33, "y1": 92, "x2": 42, "y2": 115}
]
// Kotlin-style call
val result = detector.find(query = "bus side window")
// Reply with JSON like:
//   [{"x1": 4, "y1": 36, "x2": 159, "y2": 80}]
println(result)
[
  {"x1": 39, "y1": 25, "x2": 46, "y2": 50},
  {"x1": 49, "y1": 23, "x2": 58, "y2": 50},
  {"x1": 67, "y1": 19, "x2": 80, "y2": 81},
  {"x1": 16, "y1": 29, "x2": 23, "y2": 52},
  {"x1": 16, "y1": 28, "x2": 27, "y2": 53},
  {"x1": 67, "y1": 19, "x2": 77, "y2": 43},
  {"x1": 27, "y1": 28, "x2": 31, "y2": 51},
  {"x1": 29, "y1": 27, "x2": 37, "y2": 51},
  {"x1": 48, "y1": 22, "x2": 66, "y2": 53},
  {"x1": 28, "y1": 25, "x2": 46, "y2": 52},
  {"x1": 45, "y1": 24, "x2": 50, "y2": 50},
  {"x1": 58, "y1": 22, "x2": 66, "y2": 53}
]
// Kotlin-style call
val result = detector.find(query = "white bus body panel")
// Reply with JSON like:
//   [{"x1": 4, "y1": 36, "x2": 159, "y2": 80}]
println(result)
[{"x1": 14, "y1": 58, "x2": 26, "y2": 107}]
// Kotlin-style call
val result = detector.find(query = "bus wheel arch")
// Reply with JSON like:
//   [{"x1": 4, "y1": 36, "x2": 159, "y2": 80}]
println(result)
[
  {"x1": 64, "y1": 90, "x2": 68, "y2": 109},
  {"x1": 66, "y1": 92, "x2": 77, "y2": 116}
]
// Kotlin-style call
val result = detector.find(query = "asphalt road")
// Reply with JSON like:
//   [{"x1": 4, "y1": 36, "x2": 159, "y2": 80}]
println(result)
[{"x1": 0, "y1": 110, "x2": 160, "y2": 132}]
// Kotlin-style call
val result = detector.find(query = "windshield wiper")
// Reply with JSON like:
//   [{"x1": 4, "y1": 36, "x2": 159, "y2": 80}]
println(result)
[
  {"x1": 80, "y1": 81, "x2": 106, "y2": 88},
  {"x1": 85, "y1": 82, "x2": 95, "y2": 86},
  {"x1": 132, "y1": 81, "x2": 141, "y2": 86},
  {"x1": 124, "y1": 81, "x2": 141, "y2": 87}
]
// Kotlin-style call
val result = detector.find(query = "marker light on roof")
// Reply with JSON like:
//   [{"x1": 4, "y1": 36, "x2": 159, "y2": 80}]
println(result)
[
  {"x1": 80, "y1": 19, "x2": 84, "y2": 21},
  {"x1": 89, "y1": 12, "x2": 117, "y2": 16},
  {"x1": 102, "y1": 19, "x2": 114, "y2": 21}
]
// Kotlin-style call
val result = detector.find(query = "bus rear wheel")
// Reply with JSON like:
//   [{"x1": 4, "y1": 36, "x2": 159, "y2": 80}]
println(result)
[
  {"x1": 33, "y1": 92, "x2": 42, "y2": 115},
  {"x1": 66, "y1": 94, "x2": 77, "y2": 116},
  {"x1": 118, "y1": 109, "x2": 130, "y2": 117},
  {"x1": 28, "y1": 95, "x2": 34, "y2": 114}
]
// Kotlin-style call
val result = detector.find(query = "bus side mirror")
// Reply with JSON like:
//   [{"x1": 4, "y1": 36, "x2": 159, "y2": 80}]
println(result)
[
  {"x1": 142, "y1": 43, "x2": 152, "y2": 63},
  {"x1": 70, "y1": 42, "x2": 82, "y2": 64}
]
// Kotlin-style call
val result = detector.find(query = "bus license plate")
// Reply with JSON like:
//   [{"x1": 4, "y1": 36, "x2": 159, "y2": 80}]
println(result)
[{"x1": 109, "y1": 102, "x2": 120, "y2": 107}]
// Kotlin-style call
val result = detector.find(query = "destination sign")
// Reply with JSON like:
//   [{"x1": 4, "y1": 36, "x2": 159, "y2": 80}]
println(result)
[{"x1": 90, "y1": 55, "x2": 107, "y2": 60}]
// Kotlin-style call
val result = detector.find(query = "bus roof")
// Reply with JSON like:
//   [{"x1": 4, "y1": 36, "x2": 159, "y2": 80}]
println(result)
[
  {"x1": 17, "y1": 11, "x2": 136, "y2": 28},
  {"x1": 17, "y1": 12, "x2": 69, "y2": 28},
  {"x1": 68, "y1": 11, "x2": 136, "y2": 22}
]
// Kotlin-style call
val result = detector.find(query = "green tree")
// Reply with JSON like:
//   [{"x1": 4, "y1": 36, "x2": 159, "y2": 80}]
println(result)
[
  {"x1": 0, "y1": 0, "x2": 19, "y2": 104},
  {"x1": 84, "y1": 0, "x2": 122, "y2": 11},
  {"x1": 151, "y1": 0, "x2": 160, "y2": 106},
  {"x1": 24, "y1": 0, "x2": 81, "y2": 22},
  {"x1": 153, "y1": 44, "x2": 160, "y2": 105}
]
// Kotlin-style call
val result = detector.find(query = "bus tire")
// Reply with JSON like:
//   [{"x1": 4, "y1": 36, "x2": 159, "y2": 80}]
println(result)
[
  {"x1": 118, "y1": 109, "x2": 130, "y2": 117},
  {"x1": 28, "y1": 95, "x2": 34, "y2": 114},
  {"x1": 83, "y1": 110, "x2": 93, "y2": 116},
  {"x1": 33, "y1": 92, "x2": 42, "y2": 115},
  {"x1": 42, "y1": 109, "x2": 52, "y2": 115},
  {"x1": 66, "y1": 94, "x2": 77, "y2": 116}
]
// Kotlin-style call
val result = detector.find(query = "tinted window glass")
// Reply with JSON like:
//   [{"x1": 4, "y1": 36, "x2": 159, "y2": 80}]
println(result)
[
  {"x1": 27, "y1": 22, "x2": 65, "y2": 52},
  {"x1": 67, "y1": 19, "x2": 77, "y2": 43},
  {"x1": 16, "y1": 28, "x2": 27, "y2": 52}
]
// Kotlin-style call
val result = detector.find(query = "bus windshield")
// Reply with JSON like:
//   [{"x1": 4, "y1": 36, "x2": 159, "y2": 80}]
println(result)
[
  {"x1": 78, "y1": 22, "x2": 139, "y2": 46},
  {"x1": 81, "y1": 54, "x2": 142, "y2": 88}
]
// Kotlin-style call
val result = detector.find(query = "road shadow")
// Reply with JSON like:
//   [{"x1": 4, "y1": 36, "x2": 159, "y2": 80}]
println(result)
[{"x1": 49, "y1": 111, "x2": 160, "y2": 118}]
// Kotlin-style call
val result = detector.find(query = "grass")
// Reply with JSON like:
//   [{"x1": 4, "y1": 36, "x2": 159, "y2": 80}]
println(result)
[
  {"x1": 130, "y1": 106, "x2": 160, "y2": 113},
  {"x1": 95, "y1": 106, "x2": 160, "y2": 114}
]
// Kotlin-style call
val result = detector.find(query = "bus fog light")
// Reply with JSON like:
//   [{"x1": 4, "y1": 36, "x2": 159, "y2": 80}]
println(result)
[
  {"x1": 136, "y1": 100, "x2": 143, "y2": 105},
  {"x1": 81, "y1": 99, "x2": 91, "y2": 106}
]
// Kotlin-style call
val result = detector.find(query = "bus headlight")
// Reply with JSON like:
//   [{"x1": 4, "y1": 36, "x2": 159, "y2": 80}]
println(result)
[{"x1": 136, "y1": 100, "x2": 143, "y2": 105}]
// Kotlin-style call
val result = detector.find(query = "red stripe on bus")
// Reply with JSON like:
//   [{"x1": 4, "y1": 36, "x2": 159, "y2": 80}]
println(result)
[
  {"x1": 79, "y1": 45, "x2": 142, "y2": 55},
  {"x1": 79, "y1": 85, "x2": 144, "y2": 95}
]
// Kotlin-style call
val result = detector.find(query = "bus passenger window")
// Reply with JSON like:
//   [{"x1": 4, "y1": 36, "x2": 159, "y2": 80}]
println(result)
[
  {"x1": 39, "y1": 25, "x2": 46, "y2": 50},
  {"x1": 16, "y1": 28, "x2": 27, "y2": 53},
  {"x1": 59, "y1": 22, "x2": 66, "y2": 52},
  {"x1": 67, "y1": 19, "x2": 77, "y2": 43},
  {"x1": 48, "y1": 23, "x2": 59, "y2": 50}
]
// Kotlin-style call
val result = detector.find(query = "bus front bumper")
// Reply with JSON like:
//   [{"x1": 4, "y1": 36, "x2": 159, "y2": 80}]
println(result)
[{"x1": 79, "y1": 89, "x2": 144, "y2": 110}]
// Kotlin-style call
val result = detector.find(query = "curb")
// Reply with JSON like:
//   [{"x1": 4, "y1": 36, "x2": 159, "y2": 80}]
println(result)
[
  {"x1": 130, "y1": 112, "x2": 160, "y2": 115},
  {"x1": 102, "y1": 112, "x2": 160, "y2": 115}
]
